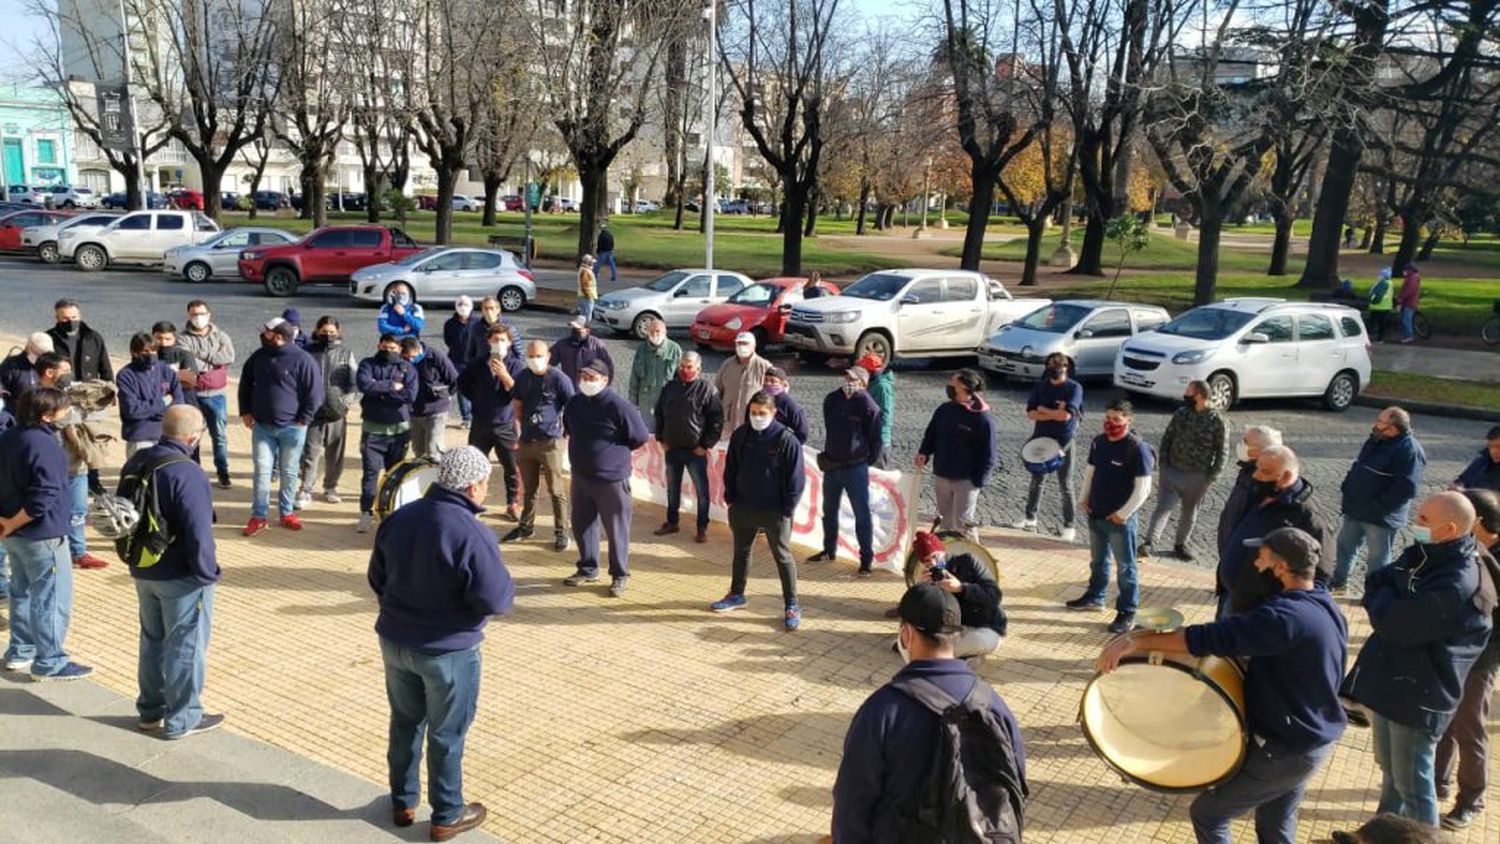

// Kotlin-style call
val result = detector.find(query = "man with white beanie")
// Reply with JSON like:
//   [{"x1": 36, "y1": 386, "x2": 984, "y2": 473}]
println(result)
[
  {"x1": 714, "y1": 331, "x2": 771, "y2": 438},
  {"x1": 0, "y1": 332, "x2": 52, "y2": 401}
]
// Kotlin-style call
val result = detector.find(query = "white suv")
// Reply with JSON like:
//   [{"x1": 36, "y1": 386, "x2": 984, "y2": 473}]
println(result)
[
  {"x1": 1113, "y1": 298, "x2": 1372, "y2": 412},
  {"x1": 60, "y1": 210, "x2": 220, "y2": 270}
]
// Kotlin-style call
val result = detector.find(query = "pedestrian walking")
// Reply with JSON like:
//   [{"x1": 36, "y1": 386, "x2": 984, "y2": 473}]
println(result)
[
  {"x1": 629, "y1": 317, "x2": 681, "y2": 427},
  {"x1": 444, "y1": 296, "x2": 476, "y2": 428},
  {"x1": 653, "y1": 351, "x2": 722, "y2": 542},
  {"x1": 1141, "y1": 379, "x2": 1229, "y2": 560},
  {"x1": 595, "y1": 222, "x2": 617, "y2": 284},
  {"x1": 809, "y1": 365, "x2": 882, "y2": 574},
  {"x1": 0, "y1": 332, "x2": 52, "y2": 400},
  {"x1": 714, "y1": 331, "x2": 772, "y2": 438},
  {"x1": 761, "y1": 367, "x2": 808, "y2": 444},
  {"x1": 561, "y1": 362, "x2": 648, "y2": 597},
  {"x1": 368, "y1": 446, "x2": 514, "y2": 841},
  {"x1": 918, "y1": 368, "x2": 996, "y2": 543},
  {"x1": 297, "y1": 317, "x2": 359, "y2": 508},
  {"x1": 576, "y1": 255, "x2": 599, "y2": 321},
  {"x1": 457, "y1": 322, "x2": 524, "y2": 521},
  {"x1": 550, "y1": 315, "x2": 614, "y2": 385},
  {"x1": 378, "y1": 282, "x2": 426, "y2": 340},
  {"x1": 178, "y1": 299, "x2": 236, "y2": 489},
  {"x1": 859, "y1": 352, "x2": 895, "y2": 470},
  {"x1": 1396, "y1": 264, "x2": 1422, "y2": 344},
  {"x1": 502, "y1": 340, "x2": 574, "y2": 549},
  {"x1": 355, "y1": 335, "x2": 418, "y2": 534},
  {"x1": 116, "y1": 332, "x2": 183, "y2": 459},
  {"x1": 402, "y1": 337, "x2": 459, "y2": 462},
  {"x1": 1015, "y1": 354, "x2": 1082, "y2": 542},
  {"x1": 1216, "y1": 425, "x2": 1283, "y2": 552},
  {"x1": 33, "y1": 354, "x2": 109, "y2": 570},
  {"x1": 47, "y1": 298, "x2": 112, "y2": 495},
  {"x1": 238, "y1": 318, "x2": 324, "y2": 536},
  {"x1": 1330, "y1": 406, "x2": 1426, "y2": 591},
  {"x1": 711, "y1": 391, "x2": 805, "y2": 629},
  {"x1": 1366, "y1": 268, "x2": 1394, "y2": 342},
  {"x1": 1067, "y1": 399, "x2": 1155, "y2": 634},
  {"x1": 120, "y1": 405, "x2": 224, "y2": 739},
  {"x1": 1450, "y1": 424, "x2": 1500, "y2": 492}
]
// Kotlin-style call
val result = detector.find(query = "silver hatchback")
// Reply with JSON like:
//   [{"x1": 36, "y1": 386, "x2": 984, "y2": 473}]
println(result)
[
  {"x1": 349, "y1": 247, "x2": 536, "y2": 311},
  {"x1": 979, "y1": 300, "x2": 1171, "y2": 379},
  {"x1": 166, "y1": 227, "x2": 298, "y2": 282}
]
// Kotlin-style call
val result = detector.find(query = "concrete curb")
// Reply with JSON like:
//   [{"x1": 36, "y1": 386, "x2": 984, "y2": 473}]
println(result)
[{"x1": 1355, "y1": 394, "x2": 1500, "y2": 423}]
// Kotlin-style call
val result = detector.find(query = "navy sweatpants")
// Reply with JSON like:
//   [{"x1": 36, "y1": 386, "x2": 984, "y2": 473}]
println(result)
[{"x1": 571, "y1": 475, "x2": 633, "y2": 578}]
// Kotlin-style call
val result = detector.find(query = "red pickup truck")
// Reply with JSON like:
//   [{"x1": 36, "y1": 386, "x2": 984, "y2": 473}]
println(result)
[{"x1": 239, "y1": 225, "x2": 423, "y2": 296}]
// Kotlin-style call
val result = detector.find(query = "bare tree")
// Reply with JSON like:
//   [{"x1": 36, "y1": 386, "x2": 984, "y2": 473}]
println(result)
[
  {"x1": 474, "y1": 54, "x2": 543, "y2": 227},
  {"x1": 341, "y1": 0, "x2": 420, "y2": 222},
  {"x1": 237, "y1": 133, "x2": 274, "y2": 218},
  {"x1": 268, "y1": 0, "x2": 353, "y2": 228}
]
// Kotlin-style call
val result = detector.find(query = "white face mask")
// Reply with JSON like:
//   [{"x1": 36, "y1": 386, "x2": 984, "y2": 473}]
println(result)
[
  {"x1": 456, "y1": 304, "x2": 473, "y2": 318},
  {"x1": 648, "y1": 334, "x2": 665, "y2": 347},
  {"x1": 1236, "y1": 441, "x2": 1253, "y2": 462},
  {"x1": 579, "y1": 378, "x2": 605, "y2": 397},
  {"x1": 734, "y1": 344, "x2": 752, "y2": 359},
  {"x1": 489, "y1": 343, "x2": 505, "y2": 356},
  {"x1": 526, "y1": 356, "x2": 547, "y2": 374},
  {"x1": 747, "y1": 414, "x2": 773, "y2": 431},
  {"x1": 189, "y1": 314, "x2": 209, "y2": 330}
]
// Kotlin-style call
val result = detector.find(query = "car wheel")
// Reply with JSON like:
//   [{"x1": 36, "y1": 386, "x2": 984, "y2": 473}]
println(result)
[
  {"x1": 63, "y1": 201, "x2": 75, "y2": 209},
  {"x1": 184, "y1": 261, "x2": 211, "y2": 283},
  {"x1": 1206, "y1": 371, "x2": 1237, "y2": 409},
  {"x1": 37, "y1": 241, "x2": 59, "y2": 263},
  {"x1": 264, "y1": 266, "x2": 300, "y2": 297},
  {"x1": 631, "y1": 312, "x2": 660, "y2": 339},
  {"x1": 498, "y1": 286, "x2": 526, "y2": 312},
  {"x1": 1323, "y1": 370, "x2": 1359, "y2": 412},
  {"x1": 75, "y1": 244, "x2": 108, "y2": 272},
  {"x1": 853, "y1": 330, "x2": 893, "y2": 362}
]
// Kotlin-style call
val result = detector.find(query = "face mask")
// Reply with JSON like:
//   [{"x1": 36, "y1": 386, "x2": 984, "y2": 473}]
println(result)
[
  {"x1": 57, "y1": 319, "x2": 80, "y2": 334},
  {"x1": 1411, "y1": 524, "x2": 1432, "y2": 544},
  {"x1": 680, "y1": 368, "x2": 697, "y2": 382},
  {"x1": 572, "y1": 330, "x2": 587, "y2": 341},
  {"x1": 648, "y1": 335, "x2": 665, "y2": 347},
  {"x1": 377, "y1": 349, "x2": 399, "y2": 363},
  {"x1": 489, "y1": 343, "x2": 506, "y2": 357},
  {"x1": 55, "y1": 374, "x2": 74, "y2": 390},
  {"x1": 842, "y1": 383, "x2": 859, "y2": 397},
  {"x1": 1249, "y1": 478, "x2": 1278, "y2": 499},
  {"x1": 483, "y1": 310, "x2": 499, "y2": 323},
  {"x1": 455, "y1": 304, "x2": 473, "y2": 318},
  {"x1": 735, "y1": 345, "x2": 752, "y2": 359},
  {"x1": 945, "y1": 384, "x2": 958, "y2": 401},
  {"x1": 189, "y1": 314, "x2": 209, "y2": 330},
  {"x1": 1255, "y1": 567, "x2": 1285, "y2": 600},
  {"x1": 390, "y1": 293, "x2": 409, "y2": 305},
  {"x1": 1181, "y1": 395, "x2": 1197, "y2": 408},
  {"x1": 526, "y1": 356, "x2": 548, "y2": 374},
  {"x1": 1236, "y1": 441, "x2": 1253, "y2": 463},
  {"x1": 1044, "y1": 367, "x2": 1063, "y2": 382},
  {"x1": 763, "y1": 383, "x2": 784, "y2": 396},
  {"x1": 317, "y1": 334, "x2": 339, "y2": 345},
  {"x1": 260, "y1": 335, "x2": 277, "y2": 349},
  {"x1": 1370, "y1": 425, "x2": 1386, "y2": 439},
  {"x1": 579, "y1": 379, "x2": 605, "y2": 397},
  {"x1": 748, "y1": 414, "x2": 773, "y2": 431},
  {"x1": 137, "y1": 353, "x2": 157, "y2": 366},
  {"x1": 1103, "y1": 420, "x2": 1129, "y2": 440}
]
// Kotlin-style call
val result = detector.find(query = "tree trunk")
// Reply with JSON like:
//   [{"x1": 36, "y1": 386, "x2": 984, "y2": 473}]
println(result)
[
  {"x1": 298, "y1": 168, "x2": 314, "y2": 219},
  {"x1": 803, "y1": 183, "x2": 818, "y2": 238},
  {"x1": 960, "y1": 167, "x2": 997, "y2": 270},
  {"x1": 247, "y1": 171, "x2": 261, "y2": 220},
  {"x1": 1193, "y1": 203, "x2": 1225, "y2": 305},
  {"x1": 308, "y1": 177, "x2": 327, "y2": 229},
  {"x1": 1369, "y1": 215, "x2": 1387, "y2": 254},
  {"x1": 1417, "y1": 228, "x2": 1440, "y2": 261},
  {"x1": 1392, "y1": 216, "x2": 1423, "y2": 270},
  {"x1": 123, "y1": 162, "x2": 143, "y2": 210},
  {"x1": 481, "y1": 173, "x2": 502, "y2": 227},
  {"x1": 577, "y1": 162, "x2": 609, "y2": 259},
  {"x1": 781, "y1": 173, "x2": 807, "y2": 276},
  {"x1": 434, "y1": 163, "x2": 458, "y2": 245},
  {"x1": 364, "y1": 164, "x2": 382, "y2": 223},
  {"x1": 1020, "y1": 216, "x2": 1045, "y2": 286},
  {"x1": 1071, "y1": 212, "x2": 1107, "y2": 276},
  {"x1": 673, "y1": 185, "x2": 686, "y2": 230},
  {"x1": 1298, "y1": 130, "x2": 1359, "y2": 289},
  {"x1": 1267, "y1": 214, "x2": 1294, "y2": 275},
  {"x1": 1358, "y1": 226, "x2": 1373, "y2": 250},
  {"x1": 196, "y1": 155, "x2": 225, "y2": 221},
  {"x1": 855, "y1": 180, "x2": 870, "y2": 235},
  {"x1": 663, "y1": 38, "x2": 685, "y2": 210}
]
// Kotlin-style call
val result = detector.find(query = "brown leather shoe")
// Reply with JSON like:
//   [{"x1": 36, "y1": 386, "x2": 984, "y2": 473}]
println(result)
[
  {"x1": 430, "y1": 803, "x2": 486, "y2": 841},
  {"x1": 653, "y1": 523, "x2": 679, "y2": 536},
  {"x1": 695, "y1": 527, "x2": 707, "y2": 543},
  {"x1": 393, "y1": 806, "x2": 416, "y2": 828}
]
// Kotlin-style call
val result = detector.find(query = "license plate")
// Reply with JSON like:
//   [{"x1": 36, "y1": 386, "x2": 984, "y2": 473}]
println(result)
[
  {"x1": 1119, "y1": 372, "x2": 1150, "y2": 387},
  {"x1": 697, "y1": 329, "x2": 711, "y2": 340},
  {"x1": 787, "y1": 334, "x2": 813, "y2": 348}
]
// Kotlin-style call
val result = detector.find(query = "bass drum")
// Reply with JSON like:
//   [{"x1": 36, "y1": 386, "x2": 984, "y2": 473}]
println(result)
[
  {"x1": 375, "y1": 458, "x2": 440, "y2": 520},
  {"x1": 1079, "y1": 647, "x2": 1247, "y2": 792},
  {"x1": 904, "y1": 530, "x2": 1001, "y2": 586}
]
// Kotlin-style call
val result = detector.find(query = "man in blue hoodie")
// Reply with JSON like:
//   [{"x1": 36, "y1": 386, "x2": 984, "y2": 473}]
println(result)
[
  {"x1": 1100, "y1": 527, "x2": 1348, "y2": 844},
  {"x1": 1330, "y1": 406, "x2": 1426, "y2": 591},
  {"x1": 368, "y1": 446, "x2": 514, "y2": 841},
  {"x1": 401, "y1": 336, "x2": 459, "y2": 462},
  {"x1": 562, "y1": 361, "x2": 648, "y2": 597},
  {"x1": 356, "y1": 335, "x2": 418, "y2": 534},
  {"x1": 117, "y1": 331, "x2": 184, "y2": 459},
  {"x1": 238, "y1": 317, "x2": 324, "y2": 537},
  {"x1": 123, "y1": 405, "x2": 224, "y2": 739},
  {"x1": 0, "y1": 387, "x2": 93, "y2": 681},
  {"x1": 457, "y1": 322, "x2": 524, "y2": 521},
  {"x1": 711, "y1": 391, "x2": 805, "y2": 630},
  {"x1": 917, "y1": 368, "x2": 996, "y2": 543},
  {"x1": 761, "y1": 367, "x2": 808, "y2": 444},
  {"x1": 1450, "y1": 424, "x2": 1500, "y2": 492},
  {"x1": 1346, "y1": 491, "x2": 1493, "y2": 827},
  {"x1": 810, "y1": 366, "x2": 882, "y2": 575}
]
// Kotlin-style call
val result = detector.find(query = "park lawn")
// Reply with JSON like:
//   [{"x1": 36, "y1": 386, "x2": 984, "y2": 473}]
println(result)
[
  {"x1": 1366, "y1": 369, "x2": 1500, "y2": 411},
  {"x1": 940, "y1": 230, "x2": 1301, "y2": 274},
  {"x1": 1230, "y1": 220, "x2": 1316, "y2": 238},
  {"x1": 1426, "y1": 237, "x2": 1500, "y2": 272}
]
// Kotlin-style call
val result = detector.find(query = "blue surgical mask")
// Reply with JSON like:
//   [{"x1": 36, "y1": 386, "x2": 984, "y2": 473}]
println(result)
[{"x1": 1412, "y1": 524, "x2": 1432, "y2": 544}]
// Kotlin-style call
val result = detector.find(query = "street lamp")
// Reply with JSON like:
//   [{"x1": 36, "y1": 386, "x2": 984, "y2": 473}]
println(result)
[
  {"x1": 703, "y1": 0, "x2": 717, "y2": 270},
  {"x1": 913, "y1": 156, "x2": 933, "y2": 239}
]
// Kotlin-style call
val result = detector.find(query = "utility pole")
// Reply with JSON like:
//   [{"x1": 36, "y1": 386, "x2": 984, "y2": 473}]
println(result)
[
  {"x1": 522, "y1": 155, "x2": 534, "y2": 268},
  {"x1": 118, "y1": 0, "x2": 147, "y2": 208},
  {"x1": 913, "y1": 156, "x2": 932, "y2": 239},
  {"x1": 702, "y1": 0, "x2": 716, "y2": 269}
]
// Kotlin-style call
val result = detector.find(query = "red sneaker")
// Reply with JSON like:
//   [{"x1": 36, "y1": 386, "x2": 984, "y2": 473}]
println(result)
[
  {"x1": 279, "y1": 513, "x2": 304, "y2": 531},
  {"x1": 242, "y1": 517, "x2": 269, "y2": 537},
  {"x1": 72, "y1": 553, "x2": 109, "y2": 570}
]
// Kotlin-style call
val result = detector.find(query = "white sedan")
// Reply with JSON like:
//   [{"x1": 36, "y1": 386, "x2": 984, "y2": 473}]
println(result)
[
  {"x1": 22, "y1": 212, "x2": 120, "y2": 263},
  {"x1": 350, "y1": 246, "x2": 536, "y2": 312}
]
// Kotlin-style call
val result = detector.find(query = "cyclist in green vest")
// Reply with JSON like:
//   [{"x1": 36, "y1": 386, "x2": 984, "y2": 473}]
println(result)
[{"x1": 1367, "y1": 267, "x2": 1394, "y2": 342}]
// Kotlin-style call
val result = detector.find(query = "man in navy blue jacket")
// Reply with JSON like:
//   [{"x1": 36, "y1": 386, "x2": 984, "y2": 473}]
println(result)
[
  {"x1": 550, "y1": 315, "x2": 615, "y2": 386},
  {"x1": 368, "y1": 446, "x2": 514, "y2": 841},
  {"x1": 1330, "y1": 406, "x2": 1427, "y2": 590},
  {"x1": 1016, "y1": 353, "x2": 1083, "y2": 542},
  {"x1": 1069, "y1": 399, "x2": 1155, "y2": 634},
  {"x1": 0, "y1": 387, "x2": 92, "y2": 681},
  {"x1": 917, "y1": 368, "x2": 996, "y2": 542},
  {"x1": 562, "y1": 361, "x2": 648, "y2": 597},
  {"x1": 810, "y1": 366, "x2": 882, "y2": 574},
  {"x1": 712, "y1": 391, "x2": 805, "y2": 629},
  {"x1": 401, "y1": 337, "x2": 458, "y2": 462},
  {"x1": 124, "y1": 405, "x2": 224, "y2": 739},
  {"x1": 1100, "y1": 527, "x2": 1348, "y2": 844},
  {"x1": 1450, "y1": 424, "x2": 1500, "y2": 493},
  {"x1": 1346, "y1": 491, "x2": 1493, "y2": 827},
  {"x1": 443, "y1": 296, "x2": 475, "y2": 428},
  {"x1": 832, "y1": 583, "x2": 1026, "y2": 841},
  {"x1": 117, "y1": 331, "x2": 185, "y2": 459},
  {"x1": 457, "y1": 322, "x2": 524, "y2": 520},
  {"x1": 238, "y1": 317, "x2": 324, "y2": 536},
  {"x1": 504, "y1": 341, "x2": 575, "y2": 549},
  {"x1": 355, "y1": 335, "x2": 418, "y2": 533},
  {"x1": 761, "y1": 367, "x2": 808, "y2": 443}
]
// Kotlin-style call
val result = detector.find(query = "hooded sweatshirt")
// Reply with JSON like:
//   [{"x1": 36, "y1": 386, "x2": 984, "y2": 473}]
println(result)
[
  {"x1": 918, "y1": 397, "x2": 997, "y2": 487},
  {"x1": 116, "y1": 357, "x2": 184, "y2": 442},
  {"x1": 563, "y1": 388, "x2": 648, "y2": 481},
  {"x1": 1339, "y1": 430, "x2": 1426, "y2": 528},
  {"x1": 723, "y1": 418, "x2": 804, "y2": 516},
  {"x1": 356, "y1": 353, "x2": 418, "y2": 426},
  {"x1": 0, "y1": 424, "x2": 70, "y2": 539},
  {"x1": 237, "y1": 341, "x2": 324, "y2": 427}
]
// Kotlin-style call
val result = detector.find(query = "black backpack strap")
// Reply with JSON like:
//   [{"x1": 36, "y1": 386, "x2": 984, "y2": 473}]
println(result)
[{"x1": 892, "y1": 675, "x2": 976, "y2": 716}]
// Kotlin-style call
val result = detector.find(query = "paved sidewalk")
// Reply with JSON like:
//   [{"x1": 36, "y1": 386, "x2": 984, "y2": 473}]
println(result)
[{"x1": 1371, "y1": 342, "x2": 1500, "y2": 384}]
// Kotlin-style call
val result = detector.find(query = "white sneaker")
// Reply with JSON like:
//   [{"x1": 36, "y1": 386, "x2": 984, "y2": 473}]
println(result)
[
  {"x1": 3, "y1": 658, "x2": 33, "y2": 672},
  {"x1": 1008, "y1": 518, "x2": 1037, "y2": 531},
  {"x1": 322, "y1": 490, "x2": 342, "y2": 504},
  {"x1": 356, "y1": 513, "x2": 375, "y2": 534},
  {"x1": 295, "y1": 492, "x2": 313, "y2": 510},
  {"x1": 1058, "y1": 526, "x2": 1077, "y2": 543}
]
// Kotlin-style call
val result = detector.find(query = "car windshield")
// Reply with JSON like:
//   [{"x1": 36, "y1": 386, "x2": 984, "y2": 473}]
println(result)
[
  {"x1": 1157, "y1": 307, "x2": 1257, "y2": 340},
  {"x1": 729, "y1": 283, "x2": 778, "y2": 306},
  {"x1": 395, "y1": 247, "x2": 447, "y2": 266},
  {"x1": 841, "y1": 273, "x2": 910, "y2": 301},
  {"x1": 1015, "y1": 303, "x2": 1092, "y2": 333},
  {"x1": 644, "y1": 270, "x2": 689, "y2": 292}
]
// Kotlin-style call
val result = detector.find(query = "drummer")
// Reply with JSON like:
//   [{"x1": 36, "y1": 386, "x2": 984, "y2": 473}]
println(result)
[
  {"x1": 1015, "y1": 352, "x2": 1083, "y2": 542},
  {"x1": 1097, "y1": 527, "x2": 1347, "y2": 844}
]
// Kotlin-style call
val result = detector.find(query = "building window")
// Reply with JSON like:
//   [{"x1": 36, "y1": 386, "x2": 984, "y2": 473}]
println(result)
[{"x1": 36, "y1": 138, "x2": 57, "y2": 165}]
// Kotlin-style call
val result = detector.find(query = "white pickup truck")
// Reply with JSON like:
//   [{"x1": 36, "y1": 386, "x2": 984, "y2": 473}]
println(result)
[{"x1": 784, "y1": 268, "x2": 1050, "y2": 361}]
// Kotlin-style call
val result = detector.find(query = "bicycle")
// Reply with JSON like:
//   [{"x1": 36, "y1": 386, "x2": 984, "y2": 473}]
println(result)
[{"x1": 1482, "y1": 300, "x2": 1500, "y2": 347}]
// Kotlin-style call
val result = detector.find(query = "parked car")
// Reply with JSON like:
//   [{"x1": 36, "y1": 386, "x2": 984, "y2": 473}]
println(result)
[
  {"x1": 0, "y1": 210, "x2": 73, "y2": 251},
  {"x1": 60, "y1": 210, "x2": 220, "y2": 270},
  {"x1": 101, "y1": 191, "x2": 167, "y2": 210},
  {"x1": 166, "y1": 189, "x2": 205, "y2": 210},
  {"x1": 690, "y1": 277, "x2": 841, "y2": 351},
  {"x1": 164, "y1": 227, "x2": 299, "y2": 282},
  {"x1": 501, "y1": 194, "x2": 525, "y2": 212},
  {"x1": 979, "y1": 300, "x2": 1171, "y2": 380},
  {"x1": 631, "y1": 199, "x2": 660, "y2": 213},
  {"x1": 238, "y1": 224, "x2": 424, "y2": 296},
  {"x1": 1113, "y1": 298, "x2": 1372, "y2": 412},
  {"x1": 544, "y1": 196, "x2": 578, "y2": 213},
  {"x1": 220, "y1": 191, "x2": 241, "y2": 210},
  {"x1": 417, "y1": 195, "x2": 439, "y2": 211},
  {"x1": 325, "y1": 192, "x2": 367, "y2": 211},
  {"x1": 594, "y1": 268, "x2": 757, "y2": 338},
  {"x1": 451, "y1": 194, "x2": 481, "y2": 212},
  {"x1": 721, "y1": 199, "x2": 750, "y2": 215},
  {"x1": 43, "y1": 185, "x2": 100, "y2": 209},
  {"x1": 785, "y1": 269, "x2": 1050, "y2": 361},
  {"x1": 252, "y1": 190, "x2": 291, "y2": 210},
  {"x1": 7, "y1": 185, "x2": 45, "y2": 205},
  {"x1": 21, "y1": 212, "x2": 119, "y2": 263},
  {"x1": 350, "y1": 247, "x2": 536, "y2": 311}
]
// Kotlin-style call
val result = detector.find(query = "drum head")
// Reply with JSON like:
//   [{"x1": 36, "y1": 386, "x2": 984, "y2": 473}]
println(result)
[
  {"x1": 1080, "y1": 658, "x2": 1247, "y2": 792},
  {"x1": 376, "y1": 459, "x2": 440, "y2": 519},
  {"x1": 904, "y1": 531, "x2": 1001, "y2": 586},
  {"x1": 1022, "y1": 437, "x2": 1062, "y2": 463}
]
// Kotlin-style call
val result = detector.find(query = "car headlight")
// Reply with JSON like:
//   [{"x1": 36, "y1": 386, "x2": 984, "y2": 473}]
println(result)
[
  {"x1": 1172, "y1": 349, "x2": 1215, "y2": 365},
  {"x1": 725, "y1": 317, "x2": 742, "y2": 330},
  {"x1": 602, "y1": 299, "x2": 630, "y2": 310},
  {"x1": 825, "y1": 311, "x2": 860, "y2": 324}
]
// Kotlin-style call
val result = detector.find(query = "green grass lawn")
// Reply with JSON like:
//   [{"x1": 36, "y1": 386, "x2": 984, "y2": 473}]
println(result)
[
  {"x1": 1366, "y1": 370, "x2": 1500, "y2": 411},
  {"x1": 941, "y1": 229, "x2": 1300, "y2": 274}
]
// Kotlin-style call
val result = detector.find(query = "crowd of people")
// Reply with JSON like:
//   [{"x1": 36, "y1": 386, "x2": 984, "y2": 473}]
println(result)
[{"x1": 0, "y1": 291, "x2": 1496, "y2": 843}]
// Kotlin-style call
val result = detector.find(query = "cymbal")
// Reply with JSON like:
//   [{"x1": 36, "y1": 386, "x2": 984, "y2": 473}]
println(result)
[{"x1": 1135, "y1": 607, "x2": 1184, "y2": 633}]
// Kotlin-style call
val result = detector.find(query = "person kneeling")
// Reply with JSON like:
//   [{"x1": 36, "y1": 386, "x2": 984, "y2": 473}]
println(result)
[{"x1": 897, "y1": 531, "x2": 1006, "y2": 660}]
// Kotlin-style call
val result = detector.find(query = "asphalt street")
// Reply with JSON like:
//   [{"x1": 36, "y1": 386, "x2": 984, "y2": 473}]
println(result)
[{"x1": 0, "y1": 255, "x2": 1492, "y2": 573}]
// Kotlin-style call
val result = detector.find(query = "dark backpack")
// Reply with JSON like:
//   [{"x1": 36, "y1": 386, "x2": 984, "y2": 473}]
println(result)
[
  {"x1": 892, "y1": 676, "x2": 1028, "y2": 844},
  {"x1": 112, "y1": 451, "x2": 194, "y2": 569}
]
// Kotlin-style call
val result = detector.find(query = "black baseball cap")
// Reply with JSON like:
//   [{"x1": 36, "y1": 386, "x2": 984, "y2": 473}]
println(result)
[
  {"x1": 899, "y1": 582, "x2": 963, "y2": 636},
  {"x1": 1243, "y1": 526, "x2": 1320, "y2": 576}
]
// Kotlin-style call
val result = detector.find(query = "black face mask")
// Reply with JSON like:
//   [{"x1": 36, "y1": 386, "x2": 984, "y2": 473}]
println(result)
[
  {"x1": 377, "y1": 350, "x2": 399, "y2": 364},
  {"x1": 55, "y1": 374, "x2": 74, "y2": 390},
  {"x1": 315, "y1": 335, "x2": 339, "y2": 347},
  {"x1": 260, "y1": 335, "x2": 278, "y2": 350},
  {"x1": 1254, "y1": 567, "x2": 1284, "y2": 600},
  {"x1": 56, "y1": 319, "x2": 80, "y2": 335},
  {"x1": 1249, "y1": 479, "x2": 1278, "y2": 499},
  {"x1": 945, "y1": 385, "x2": 957, "y2": 401},
  {"x1": 136, "y1": 353, "x2": 157, "y2": 366},
  {"x1": 571, "y1": 330, "x2": 587, "y2": 342},
  {"x1": 1044, "y1": 367, "x2": 1063, "y2": 382},
  {"x1": 1181, "y1": 396, "x2": 1196, "y2": 408}
]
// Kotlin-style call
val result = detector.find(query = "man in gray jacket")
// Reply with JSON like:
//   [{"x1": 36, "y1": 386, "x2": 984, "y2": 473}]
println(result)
[
  {"x1": 177, "y1": 299, "x2": 236, "y2": 489},
  {"x1": 298, "y1": 317, "x2": 359, "y2": 507},
  {"x1": 1142, "y1": 379, "x2": 1228, "y2": 560}
]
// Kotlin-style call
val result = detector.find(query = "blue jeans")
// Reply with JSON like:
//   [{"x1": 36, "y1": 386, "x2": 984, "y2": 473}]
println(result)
[
  {"x1": 665, "y1": 448, "x2": 710, "y2": 531},
  {"x1": 1083, "y1": 514, "x2": 1140, "y2": 614},
  {"x1": 1190, "y1": 741, "x2": 1333, "y2": 844},
  {"x1": 67, "y1": 472, "x2": 88, "y2": 559},
  {"x1": 0, "y1": 544, "x2": 7, "y2": 598},
  {"x1": 596, "y1": 249, "x2": 617, "y2": 283},
  {"x1": 1331, "y1": 517, "x2": 1397, "y2": 588},
  {"x1": 251, "y1": 423, "x2": 308, "y2": 519},
  {"x1": 2, "y1": 536, "x2": 74, "y2": 675},
  {"x1": 822, "y1": 462, "x2": 873, "y2": 569},
  {"x1": 1400, "y1": 306, "x2": 1416, "y2": 341},
  {"x1": 576, "y1": 297, "x2": 595, "y2": 321},
  {"x1": 1373, "y1": 713, "x2": 1440, "y2": 826},
  {"x1": 196, "y1": 394, "x2": 230, "y2": 480},
  {"x1": 380, "y1": 638, "x2": 480, "y2": 826},
  {"x1": 456, "y1": 394, "x2": 472, "y2": 424},
  {"x1": 136, "y1": 578, "x2": 214, "y2": 736}
]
